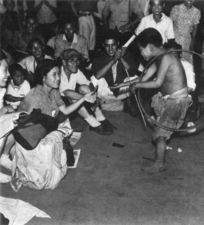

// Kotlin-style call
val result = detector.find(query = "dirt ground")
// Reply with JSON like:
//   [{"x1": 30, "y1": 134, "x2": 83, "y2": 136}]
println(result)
[{"x1": 1, "y1": 109, "x2": 204, "y2": 225}]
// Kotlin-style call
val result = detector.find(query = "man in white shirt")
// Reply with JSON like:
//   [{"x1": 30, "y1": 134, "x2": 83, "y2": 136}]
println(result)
[
  {"x1": 59, "y1": 49, "x2": 116, "y2": 135},
  {"x1": 135, "y1": 0, "x2": 174, "y2": 44}
]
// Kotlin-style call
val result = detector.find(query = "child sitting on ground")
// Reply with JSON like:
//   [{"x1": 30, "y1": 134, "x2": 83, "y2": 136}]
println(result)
[{"x1": 5, "y1": 64, "x2": 30, "y2": 110}]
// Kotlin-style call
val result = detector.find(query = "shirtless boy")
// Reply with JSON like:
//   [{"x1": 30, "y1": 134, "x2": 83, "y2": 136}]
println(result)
[{"x1": 112, "y1": 28, "x2": 191, "y2": 173}]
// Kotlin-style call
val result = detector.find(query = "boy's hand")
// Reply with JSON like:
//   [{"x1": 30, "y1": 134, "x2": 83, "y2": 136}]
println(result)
[
  {"x1": 129, "y1": 83, "x2": 137, "y2": 94},
  {"x1": 83, "y1": 92, "x2": 96, "y2": 103}
]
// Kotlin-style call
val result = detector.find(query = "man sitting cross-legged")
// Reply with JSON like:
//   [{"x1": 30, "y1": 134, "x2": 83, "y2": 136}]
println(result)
[
  {"x1": 59, "y1": 49, "x2": 115, "y2": 135},
  {"x1": 91, "y1": 30, "x2": 140, "y2": 115}
]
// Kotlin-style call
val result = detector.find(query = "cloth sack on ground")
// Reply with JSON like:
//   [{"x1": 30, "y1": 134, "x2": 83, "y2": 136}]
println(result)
[
  {"x1": 10, "y1": 130, "x2": 68, "y2": 191},
  {"x1": 0, "y1": 196, "x2": 50, "y2": 225}
]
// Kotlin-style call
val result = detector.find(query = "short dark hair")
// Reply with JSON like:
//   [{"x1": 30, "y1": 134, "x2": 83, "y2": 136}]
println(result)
[
  {"x1": 27, "y1": 38, "x2": 44, "y2": 51},
  {"x1": 25, "y1": 13, "x2": 37, "y2": 23},
  {"x1": 0, "y1": 50, "x2": 6, "y2": 63},
  {"x1": 9, "y1": 64, "x2": 25, "y2": 78},
  {"x1": 34, "y1": 59, "x2": 60, "y2": 85},
  {"x1": 137, "y1": 28, "x2": 163, "y2": 48},
  {"x1": 150, "y1": 0, "x2": 164, "y2": 7},
  {"x1": 103, "y1": 29, "x2": 119, "y2": 43}
]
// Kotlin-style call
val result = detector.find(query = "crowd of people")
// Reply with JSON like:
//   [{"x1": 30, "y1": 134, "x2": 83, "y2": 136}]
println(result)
[{"x1": 0, "y1": 0, "x2": 204, "y2": 187}]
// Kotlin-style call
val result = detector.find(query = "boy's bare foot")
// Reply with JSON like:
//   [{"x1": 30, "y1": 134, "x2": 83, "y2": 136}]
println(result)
[{"x1": 142, "y1": 162, "x2": 167, "y2": 174}]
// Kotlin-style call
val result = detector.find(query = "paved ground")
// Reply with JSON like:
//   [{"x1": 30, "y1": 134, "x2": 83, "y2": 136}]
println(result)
[{"x1": 1, "y1": 109, "x2": 204, "y2": 225}]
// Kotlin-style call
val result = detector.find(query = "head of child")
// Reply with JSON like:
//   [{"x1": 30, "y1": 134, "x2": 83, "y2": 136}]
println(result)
[
  {"x1": 103, "y1": 30, "x2": 120, "y2": 57},
  {"x1": 61, "y1": 49, "x2": 82, "y2": 74},
  {"x1": 137, "y1": 28, "x2": 163, "y2": 61},
  {"x1": 25, "y1": 14, "x2": 38, "y2": 34},
  {"x1": 150, "y1": 0, "x2": 164, "y2": 16},
  {"x1": 35, "y1": 59, "x2": 60, "y2": 89},
  {"x1": 0, "y1": 50, "x2": 9, "y2": 87},
  {"x1": 4, "y1": 0, "x2": 15, "y2": 12},
  {"x1": 9, "y1": 64, "x2": 25, "y2": 86},
  {"x1": 28, "y1": 38, "x2": 44, "y2": 61}
]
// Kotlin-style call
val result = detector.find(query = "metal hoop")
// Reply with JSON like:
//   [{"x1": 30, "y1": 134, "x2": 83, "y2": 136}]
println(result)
[{"x1": 137, "y1": 49, "x2": 204, "y2": 132}]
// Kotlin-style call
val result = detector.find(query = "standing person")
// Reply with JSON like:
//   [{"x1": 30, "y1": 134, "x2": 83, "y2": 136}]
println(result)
[
  {"x1": 102, "y1": 0, "x2": 143, "y2": 35},
  {"x1": 170, "y1": 0, "x2": 201, "y2": 64},
  {"x1": 59, "y1": 49, "x2": 115, "y2": 135},
  {"x1": 13, "y1": 14, "x2": 44, "y2": 53},
  {"x1": 70, "y1": 1, "x2": 97, "y2": 53},
  {"x1": 34, "y1": 0, "x2": 57, "y2": 42},
  {"x1": 114, "y1": 28, "x2": 192, "y2": 173},
  {"x1": 135, "y1": 0, "x2": 175, "y2": 44}
]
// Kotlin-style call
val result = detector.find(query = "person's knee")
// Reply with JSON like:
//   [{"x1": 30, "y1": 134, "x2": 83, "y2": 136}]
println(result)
[{"x1": 79, "y1": 85, "x2": 90, "y2": 95}]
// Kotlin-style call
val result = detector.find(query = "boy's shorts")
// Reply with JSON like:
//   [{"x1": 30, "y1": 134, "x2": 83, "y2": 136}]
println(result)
[{"x1": 151, "y1": 92, "x2": 191, "y2": 141}]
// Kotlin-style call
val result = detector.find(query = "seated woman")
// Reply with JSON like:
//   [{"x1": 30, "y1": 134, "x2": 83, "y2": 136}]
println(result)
[
  {"x1": 0, "y1": 59, "x2": 96, "y2": 188},
  {"x1": 0, "y1": 49, "x2": 15, "y2": 182}
]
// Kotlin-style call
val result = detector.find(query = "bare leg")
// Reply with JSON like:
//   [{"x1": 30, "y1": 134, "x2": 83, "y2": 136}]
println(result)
[
  {"x1": 142, "y1": 137, "x2": 167, "y2": 174},
  {"x1": 0, "y1": 137, "x2": 7, "y2": 156}
]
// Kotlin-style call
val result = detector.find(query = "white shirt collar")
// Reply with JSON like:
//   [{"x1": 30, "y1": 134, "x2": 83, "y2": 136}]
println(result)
[{"x1": 62, "y1": 33, "x2": 78, "y2": 44}]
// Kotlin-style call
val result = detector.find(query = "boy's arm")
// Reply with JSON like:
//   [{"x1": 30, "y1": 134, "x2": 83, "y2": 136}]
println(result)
[
  {"x1": 190, "y1": 24, "x2": 198, "y2": 51},
  {"x1": 110, "y1": 63, "x2": 157, "y2": 89},
  {"x1": 130, "y1": 56, "x2": 168, "y2": 92}
]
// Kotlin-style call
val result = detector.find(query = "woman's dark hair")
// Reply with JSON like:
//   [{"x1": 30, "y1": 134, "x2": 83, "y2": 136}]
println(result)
[
  {"x1": 27, "y1": 38, "x2": 44, "y2": 52},
  {"x1": 9, "y1": 64, "x2": 25, "y2": 78},
  {"x1": 0, "y1": 49, "x2": 6, "y2": 63},
  {"x1": 137, "y1": 28, "x2": 163, "y2": 48},
  {"x1": 34, "y1": 59, "x2": 60, "y2": 85}
]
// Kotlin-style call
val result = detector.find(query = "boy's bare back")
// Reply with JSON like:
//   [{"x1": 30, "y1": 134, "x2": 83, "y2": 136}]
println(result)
[{"x1": 156, "y1": 53, "x2": 187, "y2": 96}]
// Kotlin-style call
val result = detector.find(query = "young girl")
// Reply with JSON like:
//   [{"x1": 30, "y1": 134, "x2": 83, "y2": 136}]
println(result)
[{"x1": 5, "y1": 64, "x2": 30, "y2": 110}]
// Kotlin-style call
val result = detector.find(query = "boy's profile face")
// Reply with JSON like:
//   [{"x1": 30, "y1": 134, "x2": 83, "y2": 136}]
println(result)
[
  {"x1": 150, "y1": 0, "x2": 163, "y2": 15},
  {"x1": 26, "y1": 18, "x2": 37, "y2": 34},
  {"x1": 104, "y1": 39, "x2": 118, "y2": 57},
  {"x1": 0, "y1": 59, "x2": 10, "y2": 87},
  {"x1": 12, "y1": 70, "x2": 24, "y2": 86},
  {"x1": 139, "y1": 45, "x2": 153, "y2": 61}
]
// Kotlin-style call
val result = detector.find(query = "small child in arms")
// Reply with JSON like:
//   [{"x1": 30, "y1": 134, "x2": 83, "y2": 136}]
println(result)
[
  {"x1": 5, "y1": 64, "x2": 30, "y2": 110},
  {"x1": 111, "y1": 28, "x2": 191, "y2": 173}
]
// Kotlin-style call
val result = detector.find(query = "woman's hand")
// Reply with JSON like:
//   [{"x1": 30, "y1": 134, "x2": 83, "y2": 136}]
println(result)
[
  {"x1": 109, "y1": 83, "x2": 122, "y2": 90},
  {"x1": 83, "y1": 92, "x2": 96, "y2": 103},
  {"x1": 5, "y1": 105, "x2": 15, "y2": 113}
]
